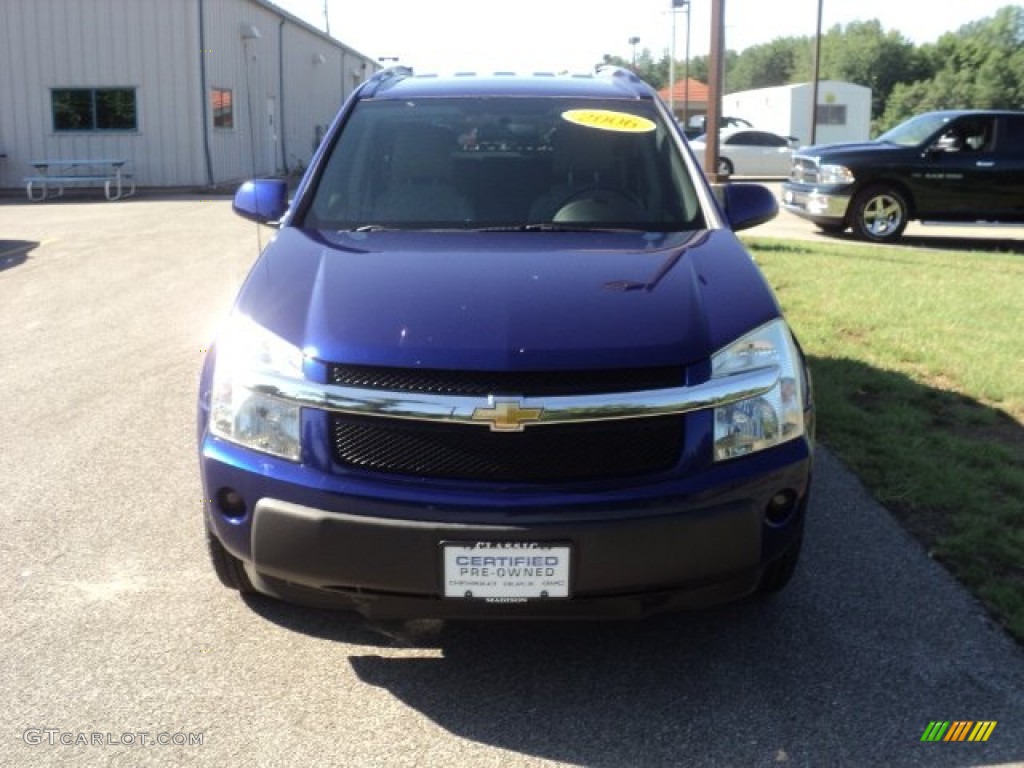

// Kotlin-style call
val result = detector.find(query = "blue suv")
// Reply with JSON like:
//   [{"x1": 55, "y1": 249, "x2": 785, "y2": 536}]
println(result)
[{"x1": 199, "y1": 67, "x2": 814, "y2": 618}]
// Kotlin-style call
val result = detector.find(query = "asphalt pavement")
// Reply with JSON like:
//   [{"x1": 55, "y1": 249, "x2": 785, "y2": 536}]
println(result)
[{"x1": 1, "y1": 192, "x2": 1022, "y2": 767}]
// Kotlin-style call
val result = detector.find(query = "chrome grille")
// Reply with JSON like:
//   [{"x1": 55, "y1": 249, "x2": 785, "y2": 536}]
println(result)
[
  {"x1": 326, "y1": 363, "x2": 688, "y2": 482},
  {"x1": 789, "y1": 156, "x2": 819, "y2": 184}
]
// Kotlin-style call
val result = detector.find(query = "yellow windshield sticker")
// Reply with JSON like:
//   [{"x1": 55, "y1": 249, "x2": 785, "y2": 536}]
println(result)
[{"x1": 561, "y1": 109, "x2": 656, "y2": 133}]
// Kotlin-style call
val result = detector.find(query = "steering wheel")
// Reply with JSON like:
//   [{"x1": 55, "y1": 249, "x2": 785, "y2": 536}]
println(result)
[{"x1": 552, "y1": 187, "x2": 646, "y2": 223}]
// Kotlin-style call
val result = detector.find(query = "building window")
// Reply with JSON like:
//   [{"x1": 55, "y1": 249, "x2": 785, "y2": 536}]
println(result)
[
  {"x1": 816, "y1": 104, "x2": 847, "y2": 126},
  {"x1": 52, "y1": 88, "x2": 137, "y2": 131},
  {"x1": 212, "y1": 88, "x2": 234, "y2": 129}
]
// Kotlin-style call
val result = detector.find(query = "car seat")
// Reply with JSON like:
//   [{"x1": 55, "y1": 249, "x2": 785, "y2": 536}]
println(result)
[
  {"x1": 527, "y1": 123, "x2": 643, "y2": 223},
  {"x1": 374, "y1": 125, "x2": 473, "y2": 223}
]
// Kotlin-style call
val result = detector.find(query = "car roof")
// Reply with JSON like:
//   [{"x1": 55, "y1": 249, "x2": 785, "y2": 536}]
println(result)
[
  {"x1": 690, "y1": 127, "x2": 785, "y2": 141},
  {"x1": 919, "y1": 109, "x2": 1024, "y2": 119},
  {"x1": 359, "y1": 67, "x2": 659, "y2": 102}
]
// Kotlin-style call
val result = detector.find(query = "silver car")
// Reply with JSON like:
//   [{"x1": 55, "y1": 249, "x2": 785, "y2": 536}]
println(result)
[{"x1": 691, "y1": 128, "x2": 800, "y2": 178}]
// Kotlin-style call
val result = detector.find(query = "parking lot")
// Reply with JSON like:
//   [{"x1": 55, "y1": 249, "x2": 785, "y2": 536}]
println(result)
[{"x1": 1, "y1": 193, "x2": 1022, "y2": 767}]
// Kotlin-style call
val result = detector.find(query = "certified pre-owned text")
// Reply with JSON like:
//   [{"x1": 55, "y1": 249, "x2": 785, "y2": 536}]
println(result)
[{"x1": 455, "y1": 554, "x2": 559, "y2": 577}]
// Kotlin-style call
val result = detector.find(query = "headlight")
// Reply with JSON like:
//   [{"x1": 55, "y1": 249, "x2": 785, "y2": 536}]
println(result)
[
  {"x1": 711, "y1": 320, "x2": 806, "y2": 462},
  {"x1": 817, "y1": 163, "x2": 855, "y2": 185},
  {"x1": 209, "y1": 314, "x2": 304, "y2": 461}
]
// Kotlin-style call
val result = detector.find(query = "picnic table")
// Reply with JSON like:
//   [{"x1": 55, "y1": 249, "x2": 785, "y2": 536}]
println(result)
[{"x1": 24, "y1": 159, "x2": 135, "y2": 202}]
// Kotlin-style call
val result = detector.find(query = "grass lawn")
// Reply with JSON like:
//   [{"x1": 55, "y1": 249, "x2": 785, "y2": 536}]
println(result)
[{"x1": 743, "y1": 236, "x2": 1024, "y2": 642}]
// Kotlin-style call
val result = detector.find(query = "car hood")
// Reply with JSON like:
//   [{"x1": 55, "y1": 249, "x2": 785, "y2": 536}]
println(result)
[
  {"x1": 233, "y1": 228, "x2": 780, "y2": 372},
  {"x1": 796, "y1": 140, "x2": 909, "y2": 159}
]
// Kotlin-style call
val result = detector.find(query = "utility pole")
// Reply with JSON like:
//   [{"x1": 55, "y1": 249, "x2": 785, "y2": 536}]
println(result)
[
  {"x1": 705, "y1": 0, "x2": 726, "y2": 182},
  {"x1": 323, "y1": 0, "x2": 331, "y2": 36},
  {"x1": 683, "y1": 1, "x2": 691, "y2": 127},
  {"x1": 810, "y1": 0, "x2": 823, "y2": 145},
  {"x1": 669, "y1": 5, "x2": 677, "y2": 115},
  {"x1": 668, "y1": 0, "x2": 689, "y2": 119}
]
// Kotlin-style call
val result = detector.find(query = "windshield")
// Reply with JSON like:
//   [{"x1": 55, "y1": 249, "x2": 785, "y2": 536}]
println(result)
[
  {"x1": 303, "y1": 97, "x2": 704, "y2": 232},
  {"x1": 876, "y1": 113, "x2": 953, "y2": 146}
]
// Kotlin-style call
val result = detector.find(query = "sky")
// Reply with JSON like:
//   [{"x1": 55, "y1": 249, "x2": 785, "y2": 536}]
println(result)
[{"x1": 277, "y1": 0, "x2": 1016, "y2": 75}]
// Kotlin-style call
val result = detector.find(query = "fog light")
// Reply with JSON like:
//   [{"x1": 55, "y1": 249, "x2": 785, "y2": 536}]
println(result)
[
  {"x1": 765, "y1": 490, "x2": 797, "y2": 526},
  {"x1": 216, "y1": 487, "x2": 247, "y2": 520}
]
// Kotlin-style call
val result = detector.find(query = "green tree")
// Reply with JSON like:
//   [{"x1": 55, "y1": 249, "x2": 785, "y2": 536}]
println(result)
[
  {"x1": 600, "y1": 53, "x2": 631, "y2": 72},
  {"x1": 725, "y1": 38, "x2": 801, "y2": 92},
  {"x1": 614, "y1": 5, "x2": 1024, "y2": 132},
  {"x1": 637, "y1": 48, "x2": 671, "y2": 89},
  {"x1": 600, "y1": 49, "x2": 670, "y2": 89},
  {"x1": 815, "y1": 20, "x2": 923, "y2": 118},
  {"x1": 687, "y1": 53, "x2": 710, "y2": 84},
  {"x1": 877, "y1": 5, "x2": 1024, "y2": 130},
  {"x1": 686, "y1": 51, "x2": 737, "y2": 88}
]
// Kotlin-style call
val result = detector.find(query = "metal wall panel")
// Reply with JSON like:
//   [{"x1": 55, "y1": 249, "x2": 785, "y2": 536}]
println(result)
[
  {"x1": 198, "y1": 0, "x2": 378, "y2": 184},
  {"x1": 282, "y1": 22, "x2": 337, "y2": 174},
  {"x1": 722, "y1": 81, "x2": 873, "y2": 146},
  {"x1": 0, "y1": 0, "x2": 378, "y2": 190},
  {"x1": 203, "y1": 0, "x2": 276, "y2": 182},
  {"x1": 0, "y1": 0, "x2": 202, "y2": 187}
]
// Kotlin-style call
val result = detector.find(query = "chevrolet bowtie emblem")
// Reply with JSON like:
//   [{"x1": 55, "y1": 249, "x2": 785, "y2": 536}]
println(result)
[{"x1": 471, "y1": 400, "x2": 543, "y2": 431}]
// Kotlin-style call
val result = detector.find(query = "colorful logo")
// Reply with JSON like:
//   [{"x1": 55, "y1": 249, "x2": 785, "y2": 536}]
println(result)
[
  {"x1": 920, "y1": 721, "x2": 997, "y2": 742},
  {"x1": 471, "y1": 400, "x2": 543, "y2": 432},
  {"x1": 561, "y1": 109, "x2": 657, "y2": 134}
]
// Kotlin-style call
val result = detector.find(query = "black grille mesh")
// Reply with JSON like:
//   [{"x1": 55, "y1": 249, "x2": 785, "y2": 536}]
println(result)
[
  {"x1": 331, "y1": 415, "x2": 684, "y2": 482},
  {"x1": 329, "y1": 364, "x2": 682, "y2": 397}
]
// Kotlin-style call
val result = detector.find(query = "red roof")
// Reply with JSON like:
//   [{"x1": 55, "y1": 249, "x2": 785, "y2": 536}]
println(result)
[{"x1": 657, "y1": 78, "x2": 709, "y2": 104}]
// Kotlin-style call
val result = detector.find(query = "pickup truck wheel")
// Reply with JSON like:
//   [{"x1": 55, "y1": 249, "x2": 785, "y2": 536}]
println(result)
[
  {"x1": 206, "y1": 525, "x2": 255, "y2": 593},
  {"x1": 851, "y1": 185, "x2": 908, "y2": 243}
]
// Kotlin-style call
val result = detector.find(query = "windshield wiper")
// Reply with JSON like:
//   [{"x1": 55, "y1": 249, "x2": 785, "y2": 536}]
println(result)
[
  {"x1": 475, "y1": 223, "x2": 648, "y2": 233},
  {"x1": 347, "y1": 223, "x2": 650, "y2": 233},
  {"x1": 348, "y1": 224, "x2": 483, "y2": 232}
]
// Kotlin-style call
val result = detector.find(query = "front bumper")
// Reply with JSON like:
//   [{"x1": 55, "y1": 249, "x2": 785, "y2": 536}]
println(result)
[
  {"x1": 781, "y1": 183, "x2": 852, "y2": 224},
  {"x1": 203, "y1": 443, "x2": 811, "y2": 619}
]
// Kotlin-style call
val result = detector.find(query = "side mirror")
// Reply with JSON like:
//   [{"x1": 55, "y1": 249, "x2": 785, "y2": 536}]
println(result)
[
  {"x1": 721, "y1": 183, "x2": 778, "y2": 232},
  {"x1": 233, "y1": 179, "x2": 289, "y2": 225}
]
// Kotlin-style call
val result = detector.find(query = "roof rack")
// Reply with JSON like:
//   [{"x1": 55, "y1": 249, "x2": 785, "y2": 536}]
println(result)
[
  {"x1": 594, "y1": 65, "x2": 651, "y2": 98},
  {"x1": 360, "y1": 66, "x2": 414, "y2": 97}
]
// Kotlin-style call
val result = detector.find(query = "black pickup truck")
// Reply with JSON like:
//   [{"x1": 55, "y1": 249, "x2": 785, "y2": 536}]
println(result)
[{"x1": 781, "y1": 109, "x2": 1024, "y2": 243}]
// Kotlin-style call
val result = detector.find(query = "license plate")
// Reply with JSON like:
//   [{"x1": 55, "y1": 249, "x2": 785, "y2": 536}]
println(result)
[{"x1": 442, "y1": 542, "x2": 571, "y2": 600}]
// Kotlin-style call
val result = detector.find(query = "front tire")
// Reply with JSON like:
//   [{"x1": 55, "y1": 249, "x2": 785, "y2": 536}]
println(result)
[
  {"x1": 206, "y1": 524, "x2": 255, "y2": 593},
  {"x1": 850, "y1": 185, "x2": 909, "y2": 243},
  {"x1": 757, "y1": 532, "x2": 803, "y2": 594}
]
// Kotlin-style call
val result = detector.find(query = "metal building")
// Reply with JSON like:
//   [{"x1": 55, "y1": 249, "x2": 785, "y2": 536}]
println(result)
[
  {"x1": 722, "y1": 81, "x2": 872, "y2": 147},
  {"x1": 0, "y1": 0, "x2": 379, "y2": 189}
]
